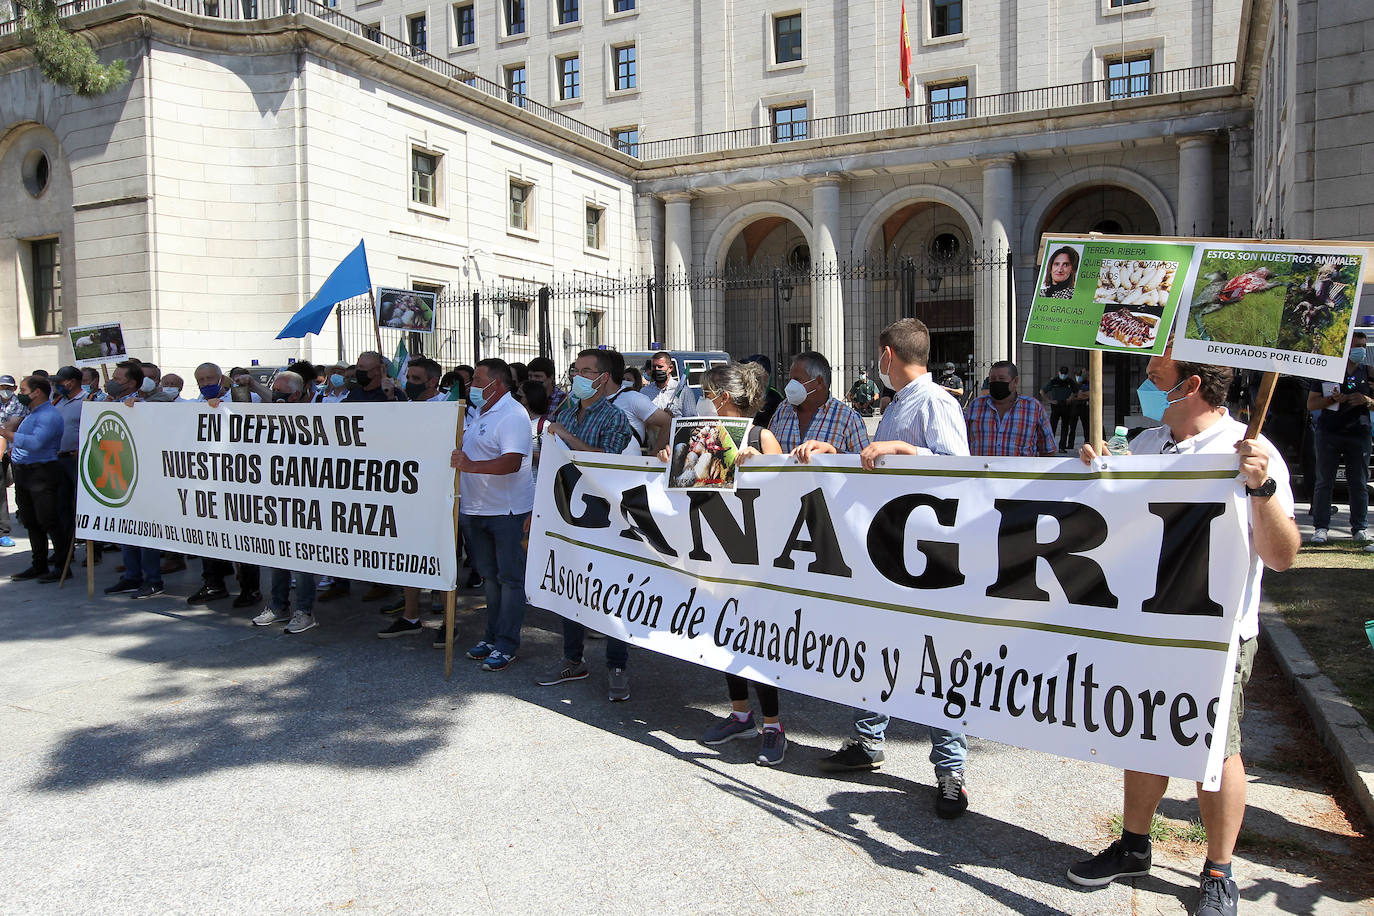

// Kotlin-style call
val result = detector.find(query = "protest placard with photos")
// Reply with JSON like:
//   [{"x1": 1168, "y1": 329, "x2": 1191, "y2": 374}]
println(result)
[
  {"x1": 376, "y1": 287, "x2": 437, "y2": 334},
  {"x1": 67, "y1": 322, "x2": 128, "y2": 367},
  {"x1": 666, "y1": 417, "x2": 751, "y2": 491}
]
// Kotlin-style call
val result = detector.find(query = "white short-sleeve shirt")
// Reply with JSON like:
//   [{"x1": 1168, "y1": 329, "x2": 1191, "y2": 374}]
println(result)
[
  {"x1": 459, "y1": 392, "x2": 535, "y2": 516},
  {"x1": 608, "y1": 387, "x2": 660, "y2": 453},
  {"x1": 1129, "y1": 414, "x2": 1294, "y2": 641}
]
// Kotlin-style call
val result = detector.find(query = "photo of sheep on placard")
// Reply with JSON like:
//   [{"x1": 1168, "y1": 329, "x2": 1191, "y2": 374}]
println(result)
[
  {"x1": 68, "y1": 322, "x2": 127, "y2": 367},
  {"x1": 666, "y1": 417, "x2": 751, "y2": 491}
]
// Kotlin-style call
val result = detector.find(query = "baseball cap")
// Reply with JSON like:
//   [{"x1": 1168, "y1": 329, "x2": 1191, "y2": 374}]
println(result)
[
  {"x1": 944, "y1": 362, "x2": 956, "y2": 372},
  {"x1": 55, "y1": 366, "x2": 83, "y2": 382},
  {"x1": 0, "y1": 375, "x2": 15, "y2": 387}
]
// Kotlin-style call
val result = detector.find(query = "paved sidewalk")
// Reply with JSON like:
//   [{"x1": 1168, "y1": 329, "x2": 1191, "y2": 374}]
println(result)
[{"x1": 0, "y1": 535, "x2": 1368, "y2": 914}]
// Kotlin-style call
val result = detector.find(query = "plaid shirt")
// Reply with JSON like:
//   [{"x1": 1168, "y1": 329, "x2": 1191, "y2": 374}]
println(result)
[
  {"x1": 0, "y1": 395, "x2": 30, "y2": 427},
  {"x1": 769, "y1": 397, "x2": 871, "y2": 454},
  {"x1": 964, "y1": 395, "x2": 1057, "y2": 457},
  {"x1": 554, "y1": 395, "x2": 632, "y2": 454},
  {"x1": 546, "y1": 386, "x2": 567, "y2": 419}
]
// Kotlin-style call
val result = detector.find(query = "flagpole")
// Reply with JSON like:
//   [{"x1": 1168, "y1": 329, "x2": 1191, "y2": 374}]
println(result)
[{"x1": 369, "y1": 288, "x2": 383, "y2": 354}]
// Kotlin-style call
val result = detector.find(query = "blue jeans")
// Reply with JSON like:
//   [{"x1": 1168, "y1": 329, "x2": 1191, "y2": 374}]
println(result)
[
  {"x1": 270, "y1": 567, "x2": 316, "y2": 614},
  {"x1": 460, "y1": 512, "x2": 529, "y2": 656},
  {"x1": 854, "y1": 709, "x2": 968, "y2": 774},
  {"x1": 1311, "y1": 428, "x2": 1371, "y2": 531},
  {"x1": 563, "y1": 620, "x2": 629, "y2": 669},
  {"x1": 121, "y1": 545, "x2": 162, "y2": 588}
]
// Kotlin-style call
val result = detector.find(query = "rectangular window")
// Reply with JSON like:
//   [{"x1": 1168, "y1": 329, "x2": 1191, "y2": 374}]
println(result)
[
  {"x1": 585, "y1": 204, "x2": 605, "y2": 249},
  {"x1": 928, "y1": 80, "x2": 968, "y2": 121},
  {"x1": 241, "y1": 0, "x2": 258, "y2": 19},
  {"x1": 1107, "y1": 53, "x2": 1153, "y2": 98},
  {"x1": 558, "y1": 55, "x2": 580, "y2": 100},
  {"x1": 411, "y1": 150, "x2": 439, "y2": 206},
  {"x1": 611, "y1": 0, "x2": 633, "y2": 11},
  {"x1": 774, "y1": 13, "x2": 801, "y2": 63},
  {"x1": 29, "y1": 238, "x2": 61, "y2": 336},
  {"x1": 408, "y1": 14, "x2": 427, "y2": 51},
  {"x1": 613, "y1": 44, "x2": 636, "y2": 90},
  {"x1": 586, "y1": 310, "x2": 603, "y2": 346},
  {"x1": 509, "y1": 179, "x2": 533, "y2": 231},
  {"x1": 504, "y1": 0, "x2": 525, "y2": 34},
  {"x1": 1109, "y1": 0, "x2": 1150, "y2": 6},
  {"x1": 505, "y1": 64, "x2": 527, "y2": 107},
  {"x1": 611, "y1": 126, "x2": 639, "y2": 156},
  {"x1": 364, "y1": 22, "x2": 382, "y2": 42},
  {"x1": 510, "y1": 298, "x2": 531, "y2": 336},
  {"x1": 930, "y1": 0, "x2": 961, "y2": 37},
  {"x1": 557, "y1": 0, "x2": 578, "y2": 25},
  {"x1": 453, "y1": 3, "x2": 475, "y2": 45},
  {"x1": 787, "y1": 321, "x2": 811, "y2": 357},
  {"x1": 770, "y1": 102, "x2": 808, "y2": 142}
]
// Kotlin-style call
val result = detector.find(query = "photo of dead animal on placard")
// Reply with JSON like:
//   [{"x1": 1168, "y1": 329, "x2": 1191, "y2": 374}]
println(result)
[
  {"x1": 666, "y1": 417, "x2": 751, "y2": 491},
  {"x1": 376, "y1": 287, "x2": 437, "y2": 333},
  {"x1": 68, "y1": 322, "x2": 128, "y2": 366}
]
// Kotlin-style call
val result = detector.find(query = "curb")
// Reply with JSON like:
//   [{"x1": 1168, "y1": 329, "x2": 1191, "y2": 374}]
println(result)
[{"x1": 1259, "y1": 602, "x2": 1374, "y2": 826}]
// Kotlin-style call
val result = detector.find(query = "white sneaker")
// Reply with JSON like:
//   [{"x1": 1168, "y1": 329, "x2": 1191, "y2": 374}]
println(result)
[
  {"x1": 1353, "y1": 529, "x2": 1369, "y2": 544},
  {"x1": 1311, "y1": 528, "x2": 1328, "y2": 545},
  {"x1": 252, "y1": 606, "x2": 289, "y2": 626},
  {"x1": 285, "y1": 611, "x2": 318, "y2": 634}
]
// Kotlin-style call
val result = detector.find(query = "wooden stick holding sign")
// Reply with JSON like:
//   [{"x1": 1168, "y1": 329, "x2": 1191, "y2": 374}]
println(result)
[
  {"x1": 1245, "y1": 371, "x2": 1279, "y2": 439},
  {"x1": 444, "y1": 406, "x2": 465, "y2": 678},
  {"x1": 369, "y1": 289, "x2": 384, "y2": 354},
  {"x1": 1088, "y1": 350, "x2": 1104, "y2": 454}
]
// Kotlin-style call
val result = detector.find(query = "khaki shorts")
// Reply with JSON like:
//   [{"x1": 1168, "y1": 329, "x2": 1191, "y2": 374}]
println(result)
[{"x1": 1225, "y1": 636, "x2": 1258, "y2": 758}]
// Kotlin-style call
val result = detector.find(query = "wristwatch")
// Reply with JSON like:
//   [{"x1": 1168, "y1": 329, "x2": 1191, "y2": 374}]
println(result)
[{"x1": 1245, "y1": 478, "x2": 1277, "y2": 498}]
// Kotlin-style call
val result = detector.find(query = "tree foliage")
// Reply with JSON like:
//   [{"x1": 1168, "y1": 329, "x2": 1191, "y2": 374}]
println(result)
[{"x1": 18, "y1": 0, "x2": 130, "y2": 96}]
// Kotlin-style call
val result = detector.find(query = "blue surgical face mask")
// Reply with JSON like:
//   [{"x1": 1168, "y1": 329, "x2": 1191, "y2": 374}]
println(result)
[
  {"x1": 570, "y1": 374, "x2": 599, "y2": 401},
  {"x1": 469, "y1": 380, "x2": 494, "y2": 410},
  {"x1": 199, "y1": 383, "x2": 223, "y2": 400},
  {"x1": 81, "y1": 384, "x2": 93, "y2": 396},
  {"x1": 1349, "y1": 347, "x2": 1367, "y2": 364},
  {"x1": 1136, "y1": 377, "x2": 1189, "y2": 422},
  {"x1": 329, "y1": 373, "x2": 345, "y2": 388}
]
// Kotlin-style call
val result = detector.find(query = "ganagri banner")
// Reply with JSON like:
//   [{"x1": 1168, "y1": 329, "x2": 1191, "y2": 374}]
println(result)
[
  {"x1": 75, "y1": 402, "x2": 461, "y2": 590},
  {"x1": 527, "y1": 437, "x2": 1252, "y2": 787}
]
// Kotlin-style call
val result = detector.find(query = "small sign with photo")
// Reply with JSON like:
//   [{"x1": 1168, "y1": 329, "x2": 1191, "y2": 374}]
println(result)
[
  {"x1": 68, "y1": 321, "x2": 127, "y2": 367},
  {"x1": 376, "y1": 287, "x2": 437, "y2": 333},
  {"x1": 667, "y1": 417, "x2": 751, "y2": 491}
]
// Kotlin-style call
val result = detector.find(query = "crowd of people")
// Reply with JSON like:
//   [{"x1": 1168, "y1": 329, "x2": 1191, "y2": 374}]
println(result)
[{"x1": 0, "y1": 319, "x2": 1308, "y2": 916}]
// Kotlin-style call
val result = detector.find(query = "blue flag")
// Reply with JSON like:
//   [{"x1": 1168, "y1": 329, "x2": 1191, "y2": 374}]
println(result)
[{"x1": 277, "y1": 240, "x2": 371, "y2": 339}]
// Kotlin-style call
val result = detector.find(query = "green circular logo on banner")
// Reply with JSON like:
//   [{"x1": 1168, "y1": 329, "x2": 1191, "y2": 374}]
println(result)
[{"x1": 80, "y1": 411, "x2": 138, "y2": 508}]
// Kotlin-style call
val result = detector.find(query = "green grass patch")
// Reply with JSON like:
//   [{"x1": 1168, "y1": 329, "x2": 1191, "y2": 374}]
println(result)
[
  {"x1": 1264, "y1": 545, "x2": 1374, "y2": 726},
  {"x1": 1109, "y1": 813, "x2": 1207, "y2": 846}
]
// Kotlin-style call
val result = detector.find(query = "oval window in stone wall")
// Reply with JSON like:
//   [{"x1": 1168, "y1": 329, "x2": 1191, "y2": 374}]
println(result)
[
  {"x1": 787, "y1": 244, "x2": 811, "y2": 270},
  {"x1": 929, "y1": 232, "x2": 961, "y2": 261},
  {"x1": 22, "y1": 150, "x2": 51, "y2": 198}
]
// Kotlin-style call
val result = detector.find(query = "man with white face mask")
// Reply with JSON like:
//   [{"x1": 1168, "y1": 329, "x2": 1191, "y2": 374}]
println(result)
[{"x1": 769, "y1": 351, "x2": 869, "y2": 460}]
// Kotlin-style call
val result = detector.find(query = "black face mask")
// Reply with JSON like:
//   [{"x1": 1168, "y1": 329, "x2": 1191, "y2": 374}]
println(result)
[
  {"x1": 988, "y1": 381, "x2": 1012, "y2": 400},
  {"x1": 651, "y1": 368, "x2": 669, "y2": 384},
  {"x1": 404, "y1": 381, "x2": 427, "y2": 400},
  {"x1": 16, "y1": 393, "x2": 33, "y2": 408},
  {"x1": 272, "y1": 393, "x2": 290, "y2": 403},
  {"x1": 352, "y1": 369, "x2": 370, "y2": 388}
]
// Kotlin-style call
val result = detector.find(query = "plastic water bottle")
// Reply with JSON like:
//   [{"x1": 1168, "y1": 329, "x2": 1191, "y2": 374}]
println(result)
[{"x1": 1104, "y1": 426, "x2": 1130, "y2": 456}]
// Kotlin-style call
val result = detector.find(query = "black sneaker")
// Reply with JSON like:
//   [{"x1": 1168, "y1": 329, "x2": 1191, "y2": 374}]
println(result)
[
  {"x1": 232, "y1": 590, "x2": 263, "y2": 609},
  {"x1": 377, "y1": 618, "x2": 424, "y2": 639},
  {"x1": 817, "y1": 739, "x2": 884, "y2": 772},
  {"x1": 104, "y1": 578, "x2": 141, "y2": 595},
  {"x1": 10, "y1": 567, "x2": 45, "y2": 581},
  {"x1": 187, "y1": 584, "x2": 230, "y2": 605},
  {"x1": 37, "y1": 568, "x2": 72, "y2": 584},
  {"x1": 935, "y1": 770, "x2": 969, "y2": 819},
  {"x1": 1067, "y1": 839, "x2": 1152, "y2": 887},
  {"x1": 1193, "y1": 870, "x2": 1238, "y2": 916},
  {"x1": 379, "y1": 595, "x2": 407, "y2": 616},
  {"x1": 132, "y1": 584, "x2": 165, "y2": 600}
]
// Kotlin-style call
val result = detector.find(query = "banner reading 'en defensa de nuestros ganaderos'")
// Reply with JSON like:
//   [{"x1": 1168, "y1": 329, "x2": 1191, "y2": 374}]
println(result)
[
  {"x1": 75, "y1": 401, "x2": 460, "y2": 590},
  {"x1": 527, "y1": 437, "x2": 1253, "y2": 788}
]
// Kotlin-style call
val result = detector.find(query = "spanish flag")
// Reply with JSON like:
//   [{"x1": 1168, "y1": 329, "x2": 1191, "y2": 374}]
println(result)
[{"x1": 898, "y1": 0, "x2": 913, "y2": 98}]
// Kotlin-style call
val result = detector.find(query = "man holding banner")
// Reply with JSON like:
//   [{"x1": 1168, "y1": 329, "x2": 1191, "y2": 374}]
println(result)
[
  {"x1": 446, "y1": 359, "x2": 533, "y2": 670},
  {"x1": 814, "y1": 318, "x2": 974, "y2": 820},
  {"x1": 537, "y1": 349, "x2": 634, "y2": 699},
  {"x1": 1068, "y1": 350, "x2": 1299, "y2": 916}
]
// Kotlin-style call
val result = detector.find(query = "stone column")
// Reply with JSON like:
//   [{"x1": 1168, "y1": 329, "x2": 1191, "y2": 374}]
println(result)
[
  {"x1": 978, "y1": 155, "x2": 1016, "y2": 368},
  {"x1": 810, "y1": 174, "x2": 845, "y2": 377},
  {"x1": 1176, "y1": 133, "x2": 1215, "y2": 237},
  {"x1": 662, "y1": 192, "x2": 695, "y2": 350}
]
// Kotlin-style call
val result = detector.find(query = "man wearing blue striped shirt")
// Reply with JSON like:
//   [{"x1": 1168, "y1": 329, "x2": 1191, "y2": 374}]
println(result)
[
  {"x1": 0, "y1": 376, "x2": 71, "y2": 582},
  {"x1": 817, "y1": 318, "x2": 973, "y2": 820}
]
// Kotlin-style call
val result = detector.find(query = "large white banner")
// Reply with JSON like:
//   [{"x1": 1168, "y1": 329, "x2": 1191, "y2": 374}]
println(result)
[
  {"x1": 75, "y1": 401, "x2": 460, "y2": 590},
  {"x1": 527, "y1": 437, "x2": 1252, "y2": 787}
]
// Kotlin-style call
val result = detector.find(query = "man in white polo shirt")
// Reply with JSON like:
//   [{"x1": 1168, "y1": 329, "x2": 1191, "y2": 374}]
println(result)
[{"x1": 446, "y1": 358, "x2": 534, "y2": 670}]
